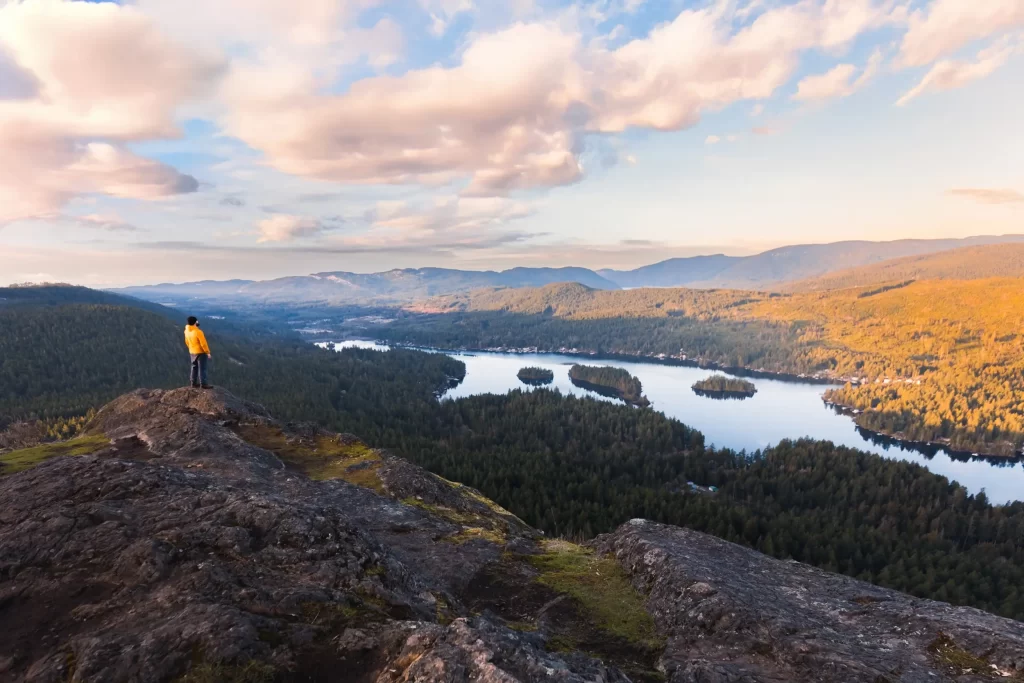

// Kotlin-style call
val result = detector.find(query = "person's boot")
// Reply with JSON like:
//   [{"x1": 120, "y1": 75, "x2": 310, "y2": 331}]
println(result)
[
  {"x1": 201, "y1": 384, "x2": 212, "y2": 389},
  {"x1": 190, "y1": 383, "x2": 200, "y2": 388}
]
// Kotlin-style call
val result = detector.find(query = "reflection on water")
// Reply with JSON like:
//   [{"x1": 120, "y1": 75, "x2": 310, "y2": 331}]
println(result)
[{"x1": 326, "y1": 340, "x2": 1024, "y2": 504}]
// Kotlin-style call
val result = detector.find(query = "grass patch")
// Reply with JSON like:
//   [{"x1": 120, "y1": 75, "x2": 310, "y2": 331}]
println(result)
[
  {"x1": 434, "y1": 593, "x2": 455, "y2": 625},
  {"x1": 0, "y1": 434, "x2": 109, "y2": 476},
  {"x1": 505, "y1": 620, "x2": 538, "y2": 632},
  {"x1": 234, "y1": 424, "x2": 385, "y2": 493},
  {"x1": 176, "y1": 661, "x2": 276, "y2": 683},
  {"x1": 927, "y1": 633, "x2": 1000, "y2": 678},
  {"x1": 401, "y1": 497, "x2": 483, "y2": 526},
  {"x1": 527, "y1": 539, "x2": 661, "y2": 650},
  {"x1": 434, "y1": 474, "x2": 529, "y2": 527},
  {"x1": 445, "y1": 527, "x2": 506, "y2": 545}
]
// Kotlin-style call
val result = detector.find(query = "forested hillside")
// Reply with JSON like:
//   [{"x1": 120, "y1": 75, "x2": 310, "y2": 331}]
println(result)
[
  {"x1": 388, "y1": 396, "x2": 1024, "y2": 619},
  {"x1": 0, "y1": 286, "x2": 464, "y2": 433},
  {"x1": 786, "y1": 243, "x2": 1024, "y2": 292},
  {"x1": 5, "y1": 286, "x2": 1024, "y2": 619},
  {"x1": 379, "y1": 278, "x2": 1024, "y2": 456}
]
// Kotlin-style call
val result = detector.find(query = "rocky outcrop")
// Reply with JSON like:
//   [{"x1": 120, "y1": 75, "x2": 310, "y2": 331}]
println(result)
[
  {"x1": 596, "y1": 520, "x2": 1024, "y2": 682},
  {"x1": 0, "y1": 389, "x2": 614, "y2": 683},
  {"x1": 3, "y1": 388, "x2": 1023, "y2": 683}
]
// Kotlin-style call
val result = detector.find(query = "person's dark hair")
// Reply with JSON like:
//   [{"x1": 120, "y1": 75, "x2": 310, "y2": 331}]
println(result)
[{"x1": 187, "y1": 316, "x2": 198, "y2": 326}]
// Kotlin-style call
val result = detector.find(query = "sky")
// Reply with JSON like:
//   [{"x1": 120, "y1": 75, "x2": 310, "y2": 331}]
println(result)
[{"x1": 0, "y1": 0, "x2": 1022, "y2": 286}]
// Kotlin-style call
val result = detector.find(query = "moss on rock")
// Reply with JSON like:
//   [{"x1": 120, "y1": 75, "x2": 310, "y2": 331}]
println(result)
[
  {"x1": 0, "y1": 434, "x2": 110, "y2": 475},
  {"x1": 527, "y1": 539, "x2": 662, "y2": 650},
  {"x1": 234, "y1": 424, "x2": 386, "y2": 493}
]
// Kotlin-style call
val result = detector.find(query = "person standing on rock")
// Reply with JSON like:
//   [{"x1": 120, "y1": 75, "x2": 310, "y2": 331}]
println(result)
[{"x1": 184, "y1": 316, "x2": 212, "y2": 389}]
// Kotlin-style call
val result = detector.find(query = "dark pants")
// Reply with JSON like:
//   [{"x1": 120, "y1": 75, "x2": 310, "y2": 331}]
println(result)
[{"x1": 190, "y1": 353, "x2": 209, "y2": 387}]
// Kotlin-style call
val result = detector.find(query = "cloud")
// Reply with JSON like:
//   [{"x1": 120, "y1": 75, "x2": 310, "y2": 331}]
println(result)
[
  {"x1": 345, "y1": 196, "x2": 535, "y2": 250},
  {"x1": 257, "y1": 215, "x2": 327, "y2": 242},
  {"x1": 136, "y1": 0, "x2": 402, "y2": 70},
  {"x1": 896, "y1": 39, "x2": 1017, "y2": 106},
  {"x1": 74, "y1": 213, "x2": 140, "y2": 232},
  {"x1": 0, "y1": 0, "x2": 218, "y2": 223},
  {"x1": 898, "y1": 0, "x2": 1024, "y2": 67},
  {"x1": 705, "y1": 135, "x2": 721, "y2": 145},
  {"x1": 220, "y1": 0, "x2": 899, "y2": 197},
  {"x1": 419, "y1": 0, "x2": 474, "y2": 36},
  {"x1": 946, "y1": 188, "x2": 1024, "y2": 204},
  {"x1": 750, "y1": 103, "x2": 765, "y2": 117},
  {"x1": 752, "y1": 125, "x2": 781, "y2": 136},
  {"x1": 793, "y1": 50, "x2": 883, "y2": 102},
  {"x1": 794, "y1": 63, "x2": 858, "y2": 101},
  {"x1": 220, "y1": 196, "x2": 246, "y2": 207}
]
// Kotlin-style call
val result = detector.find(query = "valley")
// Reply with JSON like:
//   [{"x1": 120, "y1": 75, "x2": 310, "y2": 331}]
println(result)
[{"x1": 331, "y1": 341, "x2": 1024, "y2": 505}]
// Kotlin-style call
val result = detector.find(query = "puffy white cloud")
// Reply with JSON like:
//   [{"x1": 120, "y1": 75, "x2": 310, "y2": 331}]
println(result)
[
  {"x1": 705, "y1": 135, "x2": 722, "y2": 145},
  {"x1": 898, "y1": 0, "x2": 1024, "y2": 67},
  {"x1": 222, "y1": 0, "x2": 899, "y2": 197},
  {"x1": 5, "y1": 0, "x2": 1020, "y2": 243},
  {"x1": 135, "y1": 0, "x2": 397, "y2": 65},
  {"x1": 0, "y1": 0, "x2": 219, "y2": 222},
  {"x1": 257, "y1": 215, "x2": 327, "y2": 242},
  {"x1": 222, "y1": 22, "x2": 589, "y2": 195},
  {"x1": 897, "y1": 39, "x2": 1018, "y2": 105}
]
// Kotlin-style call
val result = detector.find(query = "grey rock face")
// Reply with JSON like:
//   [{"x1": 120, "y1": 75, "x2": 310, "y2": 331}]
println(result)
[
  {"x1": 596, "y1": 520, "x2": 1024, "y2": 683},
  {"x1": 0, "y1": 389, "x2": 607, "y2": 683}
]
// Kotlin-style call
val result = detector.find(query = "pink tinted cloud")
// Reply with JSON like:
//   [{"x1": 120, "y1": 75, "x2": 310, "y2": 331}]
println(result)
[
  {"x1": 0, "y1": 0, "x2": 220, "y2": 222},
  {"x1": 221, "y1": 0, "x2": 899, "y2": 197},
  {"x1": 946, "y1": 188, "x2": 1024, "y2": 205},
  {"x1": 898, "y1": 0, "x2": 1024, "y2": 67},
  {"x1": 257, "y1": 215, "x2": 327, "y2": 242},
  {"x1": 897, "y1": 39, "x2": 1018, "y2": 105},
  {"x1": 793, "y1": 50, "x2": 882, "y2": 102}
]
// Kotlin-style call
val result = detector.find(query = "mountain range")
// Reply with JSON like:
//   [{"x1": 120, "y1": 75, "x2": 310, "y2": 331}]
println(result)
[
  {"x1": 598, "y1": 234, "x2": 1024, "y2": 289},
  {"x1": 113, "y1": 234, "x2": 1024, "y2": 306},
  {"x1": 115, "y1": 267, "x2": 619, "y2": 306}
]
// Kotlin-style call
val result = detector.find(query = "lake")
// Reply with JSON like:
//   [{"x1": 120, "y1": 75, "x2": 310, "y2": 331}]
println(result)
[{"x1": 328, "y1": 340, "x2": 1024, "y2": 504}]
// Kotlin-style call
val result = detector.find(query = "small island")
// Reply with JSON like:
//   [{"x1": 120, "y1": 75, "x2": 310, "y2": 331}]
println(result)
[
  {"x1": 692, "y1": 375, "x2": 757, "y2": 400},
  {"x1": 517, "y1": 366, "x2": 554, "y2": 386},
  {"x1": 569, "y1": 364, "x2": 650, "y2": 407}
]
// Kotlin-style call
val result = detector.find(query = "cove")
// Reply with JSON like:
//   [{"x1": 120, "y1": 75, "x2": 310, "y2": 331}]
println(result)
[{"x1": 327, "y1": 341, "x2": 1024, "y2": 505}]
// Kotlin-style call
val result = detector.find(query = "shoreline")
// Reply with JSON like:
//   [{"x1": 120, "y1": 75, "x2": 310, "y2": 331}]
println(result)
[
  {"x1": 567, "y1": 377, "x2": 651, "y2": 408},
  {"x1": 325, "y1": 337, "x2": 1023, "y2": 464},
  {"x1": 369, "y1": 339, "x2": 846, "y2": 386},
  {"x1": 822, "y1": 400, "x2": 1023, "y2": 463},
  {"x1": 692, "y1": 388, "x2": 756, "y2": 400}
]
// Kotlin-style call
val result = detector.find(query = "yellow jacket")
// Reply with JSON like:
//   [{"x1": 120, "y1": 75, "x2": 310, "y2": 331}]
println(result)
[{"x1": 184, "y1": 324, "x2": 211, "y2": 355}]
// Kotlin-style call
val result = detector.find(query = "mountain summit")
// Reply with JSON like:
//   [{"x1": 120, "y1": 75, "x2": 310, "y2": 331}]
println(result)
[{"x1": 1, "y1": 388, "x2": 1022, "y2": 682}]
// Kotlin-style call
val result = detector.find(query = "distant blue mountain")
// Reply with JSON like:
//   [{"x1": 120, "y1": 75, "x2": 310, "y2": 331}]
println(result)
[{"x1": 115, "y1": 267, "x2": 620, "y2": 305}]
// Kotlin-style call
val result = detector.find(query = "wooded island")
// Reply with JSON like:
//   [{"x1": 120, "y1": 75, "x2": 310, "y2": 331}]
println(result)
[
  {"x1": 692, "y1": 375, "x2": 757, "y2": 399},
  {"x1": 568, "y1": 364, "x2": 650, "y2": 407}
]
